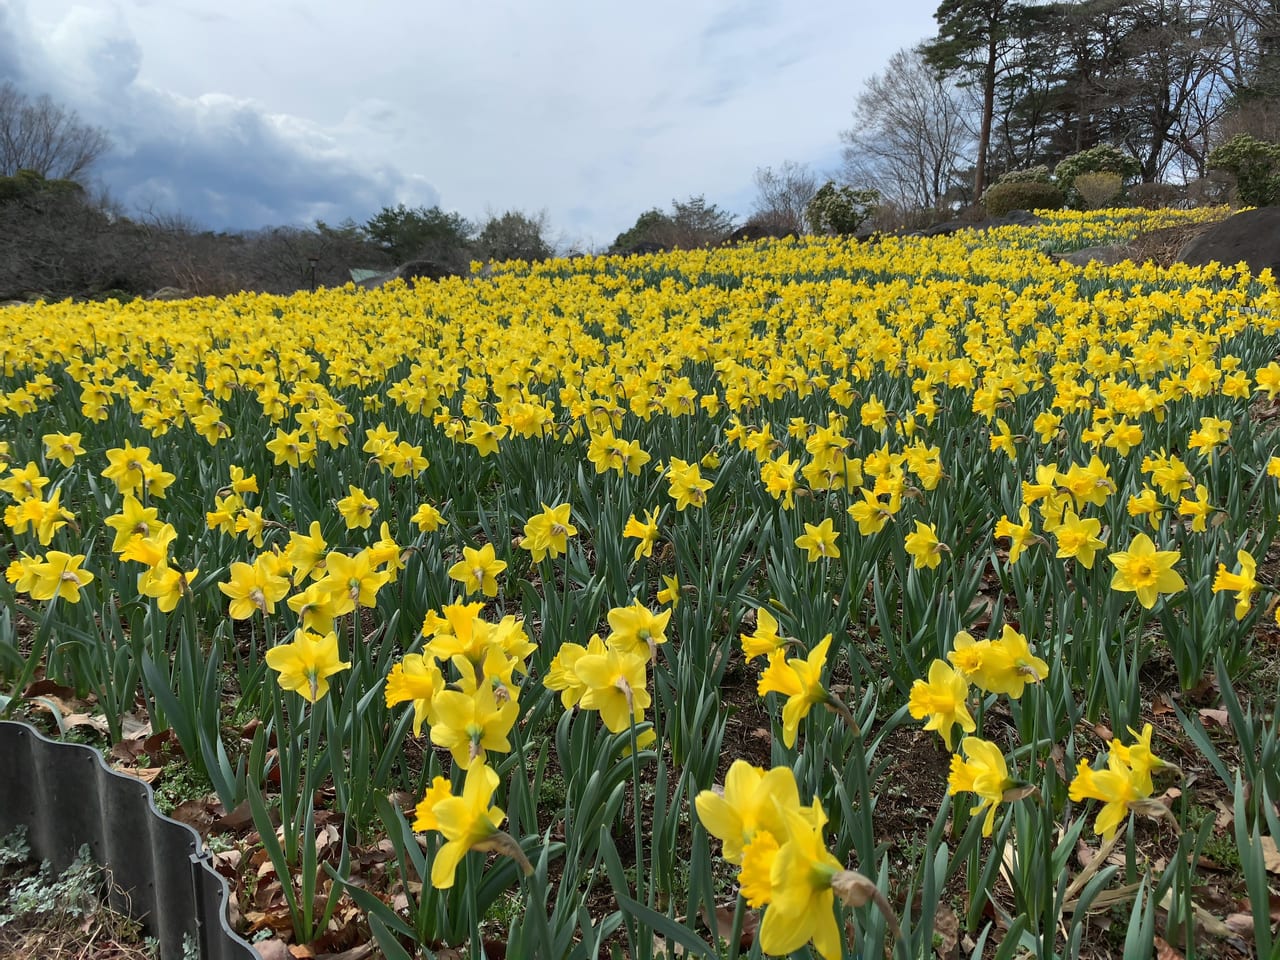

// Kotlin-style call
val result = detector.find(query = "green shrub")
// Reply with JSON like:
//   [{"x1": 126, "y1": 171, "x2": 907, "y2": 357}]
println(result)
[
  {"x1": 981, "y1": 181, "x2": 1066, "y2": 217},
  {"x1": 994, "y1": 165, "x2": 1052, "y2": 185},
  {"x1": 806, "y1": 182, "x2": 880, "y2": 235},
  {"x1": 1207, "y1": 134, "x2": 1280, "y2": 206},
  {"x1": 1073, "y1": 171, "x2": 1124, "y2": 209},
  {"x1": 1054, "y1": 146, "x2": 1141, "y2": 208}
]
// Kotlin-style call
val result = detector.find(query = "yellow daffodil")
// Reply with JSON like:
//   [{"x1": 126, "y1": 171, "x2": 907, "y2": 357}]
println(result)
[
  {"x1": 311, "y1": 552, "x2": 381, "y2": 615},
  {"x1": 543, "y1": 635, "x2": 607, "y2": 709},
  {"x1": 1108, "y1": 533, "x2": 1185, "y2": 609},
  {"x1": 847, "y1": 488, "x2": 891, "y2": 535},
  {"x1": 385, "y1": 654, "x2": 445, "y2": 736},
  {"x1": 622, "y1": 508, "x2": 660, "y2": 560},
  {"x1": 430, "y1": 683, "x2": 520, "y2": 769},
  {"x1": 42, "y1": 432, "x2": 84, "y2": 468},
  {"x1": 795, "y1": 518, "x2": 840, "y2": 562},
  {"x1": 656, "y1": 573, "x2": 681, "y2": 608},
  {"x1": 740, "y1": 607, "x2": 785, "y2": 663},
  {"x1": 666, "y1": 457, "x2": 713, "y2": 510},
  {"x1": 994, "y1": 505, "x2": 1036, "y2": 564},
  {"x1": 693, "y1": 760, "x2": 803, "y2": 865},
  {"x1": 1053, "y1": 510, "x2": 1106, "y2": 569},
  {"x1": 1211, "y1": 550, "x2": 1257, "y2": 620},
  {"x1": 760, "y1": 808, "x2": 844, "y2": 960},
  {"x1": 287, "y1": 521, "x2": 328, "y2": 582},
  {"x1": 521, "y1": 502, "x2": 577, "y2": 562},
  {"x1": 411, "y1": 502, "x2": 445, "y2": 533},
  {"x1": 101, "y1": 442, "x2": 153, "y2": 497},
  {"x1": 1068, "y1": 754, "x2": 1143, "y2": 840},
  {"x1": 228, "y1": 465, "x2": 259, "y2": 494},
  {"x1": 1108, "y1": 723, "x2": 1169, "y2": 797},
  {"x1": 761, "y1": 452, "x2": 801, "y2": 508},
  {"x1": 138, "y1": 564, "x2": 198, "y2": 613},
  {"x1": 265, "y1": 428, "x2": 316, "y2": 468},
  {"x1": 447, "y1": 542, "x2": 507, "y2": 597},
  {"x1": 573, "y1": 643, "x2": 652, "y2": 734},
  {"x1": 412, "y1": 763, "x2": 507, "y2": 889},
  {"x1": 605, "y1": 600, "x2": 671, "y2": 659},
  {"x1": 909, "y1": 659, "x2": 976, "y2": 749},
  {"x1": 758, "y1": 635, "x2": 831, "y2": 748},
  {"x1": 336, "y1": 485, "x2": 379, "y2": 530},
  {"x1": 1176, "y1": 484, "x2": 1214, "y2": 533},
  {"x1": 948, "y1": 737, "x2": 1015, "y2": 836},
  {"x1": 218, "y1": 558, "x2": 290, "y2": 619},
  {"x1": 26, "y1": 551, "x2": 95, "y2": 603},
  {"x1": 264, "y1": 629, "x2": 350, "y2": 702},
  {"x1": 904, "y1": 520, "x2": 946, "y2": 570}
]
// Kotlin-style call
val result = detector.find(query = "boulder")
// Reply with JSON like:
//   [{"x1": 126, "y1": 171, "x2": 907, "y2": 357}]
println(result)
[
  {"x1": 908, "y1": 210, "x2": 1045, "y2": 238},
  {"x1": 148, "y1": 286, "x2": 192, "y2": 301},
  {"x1": 723, "y1": 222, "x2": 797, "y2": 244},
  {"x1": 1176, "y1": 206, "x2": 1280, "y2": 274},
  {"x1": 1052, "y1": 244, "x2": 1131, "y2": 267},
  {"x1": 356, "y1": 259, "x2": 457, "y2": 289}
]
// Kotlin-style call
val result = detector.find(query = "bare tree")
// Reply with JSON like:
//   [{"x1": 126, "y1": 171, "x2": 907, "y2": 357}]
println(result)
[
  {"x1": 841, "y1": 48, "x2": 975, "y2": 213},
  {"x1": 750, "y1": 161, "x2": 819, "y2": 233},
  {"x1": 0, "y1": 82, "x2": 111, "y2": 183}
]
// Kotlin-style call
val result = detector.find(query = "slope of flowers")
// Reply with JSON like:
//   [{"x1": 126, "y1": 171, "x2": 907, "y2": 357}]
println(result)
[{"x1": 2, "y1": 206, "x2": 1278, "y2": 958}]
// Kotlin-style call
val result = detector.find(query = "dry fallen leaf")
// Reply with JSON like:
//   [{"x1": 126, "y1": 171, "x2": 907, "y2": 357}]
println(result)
[
  {"x1": 114, "y1": 765, "x2": 162, "y2": 783},
  {"x1": 698, "y1": 901, "x2": 758, "y2": 949},
  {"x1": 63, "y1": 712, "x2": 110, "y2": 734},
  {"x1": 23, "y1": 679, "x2": 76, "y2": 700},
  {"x1": 933, "y1": 902, "x2": 959, "y2": 958},
  {"x1": 119, "y1": 712, "x2": 152, "y2": 740},
  {"x1": 1153, "y1": 935, "x2": 1184, "y2": 959},
  {"x1": 1198, "y1": 708, "x2": 1230, "y2": 727},
  {"x1": 1262, "y1": 835, "x2": 1280, "y2": 874},
  {"x1": 1215, "y1": 799, "x2": 1234, "y2": 831}
]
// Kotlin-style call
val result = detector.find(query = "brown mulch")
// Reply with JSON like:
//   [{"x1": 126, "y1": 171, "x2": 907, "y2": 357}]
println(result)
[{"x1": 1117, "y1": 221, "x2": 1220, "y2": 268}]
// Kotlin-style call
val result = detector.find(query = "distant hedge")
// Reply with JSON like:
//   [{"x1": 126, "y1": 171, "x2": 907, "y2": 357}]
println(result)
[{"x1": 982, "y1": 181, "x2": 1067, "y2": 218}]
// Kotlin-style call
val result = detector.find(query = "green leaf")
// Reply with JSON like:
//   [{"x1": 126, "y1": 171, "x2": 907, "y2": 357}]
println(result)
[{"x1": 613, "y1": 892, "x2": 719, "y2": 959}]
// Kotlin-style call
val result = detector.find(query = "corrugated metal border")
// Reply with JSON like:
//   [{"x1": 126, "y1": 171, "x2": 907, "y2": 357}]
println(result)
[{"x1": 0, "y1": 720, "x2": 258, "y2": 960}]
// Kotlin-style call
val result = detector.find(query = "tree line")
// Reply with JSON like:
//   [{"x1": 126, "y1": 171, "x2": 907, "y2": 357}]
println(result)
[
  {"x1": 847, "y1": 0, "x2": 1280, "y2": 216},
  {"x1": 5, "y1": 0, "x2": 1280, "y2": 302}
]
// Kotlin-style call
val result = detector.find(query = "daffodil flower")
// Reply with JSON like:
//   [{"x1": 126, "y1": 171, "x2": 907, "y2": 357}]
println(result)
[
  {"x1": 1212, "y1": 549, "x2": 1257, "y2": 620},
  {"x1": 412, "y1": 763, "x2": 513, "y2": 889},
  {"x1": 947, "y1": 737, "x2": 1015, "y2": 837},
  {"x1": 447, "y1": 542, "x2": 507, "y2": 597},
  {"x1": 1108, "y1": 533, "x2": 1185, "y2": 609},
  {"x1": 521, "y1": 502, "x2": 577, "y2": 562},
  {"x1": 758, "y1": 635, "x2": 831, "y2": 748},
  {"x1": 795, "y1": 518, "x2": 840, "y2": 562},
  {"x1": 264, "y1": 629, "x2": 350, "y2": 702},
  {"x1": 909, "y1": 659, "x2": 976, "y2": 749}
]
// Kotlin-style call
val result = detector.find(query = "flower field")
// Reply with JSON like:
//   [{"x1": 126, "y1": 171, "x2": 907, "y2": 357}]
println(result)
[{"x1": 2, "y1": 206, "x2": 1279, "y2": 959}]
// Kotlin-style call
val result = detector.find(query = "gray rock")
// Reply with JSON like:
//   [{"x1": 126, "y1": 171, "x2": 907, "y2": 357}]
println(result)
[
  {"x1": 1176, "y1": 206, "x2": 1280, "y2": 274},
  {"x1": 148, "y1": 286, "x2": 191, "y2": 301},
  {"x1": 356, "y1": 259, "x2": 457, "y2": 289},
  {"x1": 908, "y1": 210, "x2": 1045, "y2": 238},
  {"x1": 1053, "y1": 244, "x2": 1130, "y2": 267}
]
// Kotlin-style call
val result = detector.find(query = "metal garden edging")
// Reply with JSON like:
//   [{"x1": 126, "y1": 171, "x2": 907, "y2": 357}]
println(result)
[{"x1": 0, "y1": 720, "x2": 258, "y2": 960}]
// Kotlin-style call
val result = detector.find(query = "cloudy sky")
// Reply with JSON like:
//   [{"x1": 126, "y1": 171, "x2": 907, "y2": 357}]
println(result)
[{"x1": 0, "y1": 0, "x2": 939, "y2": 250}]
